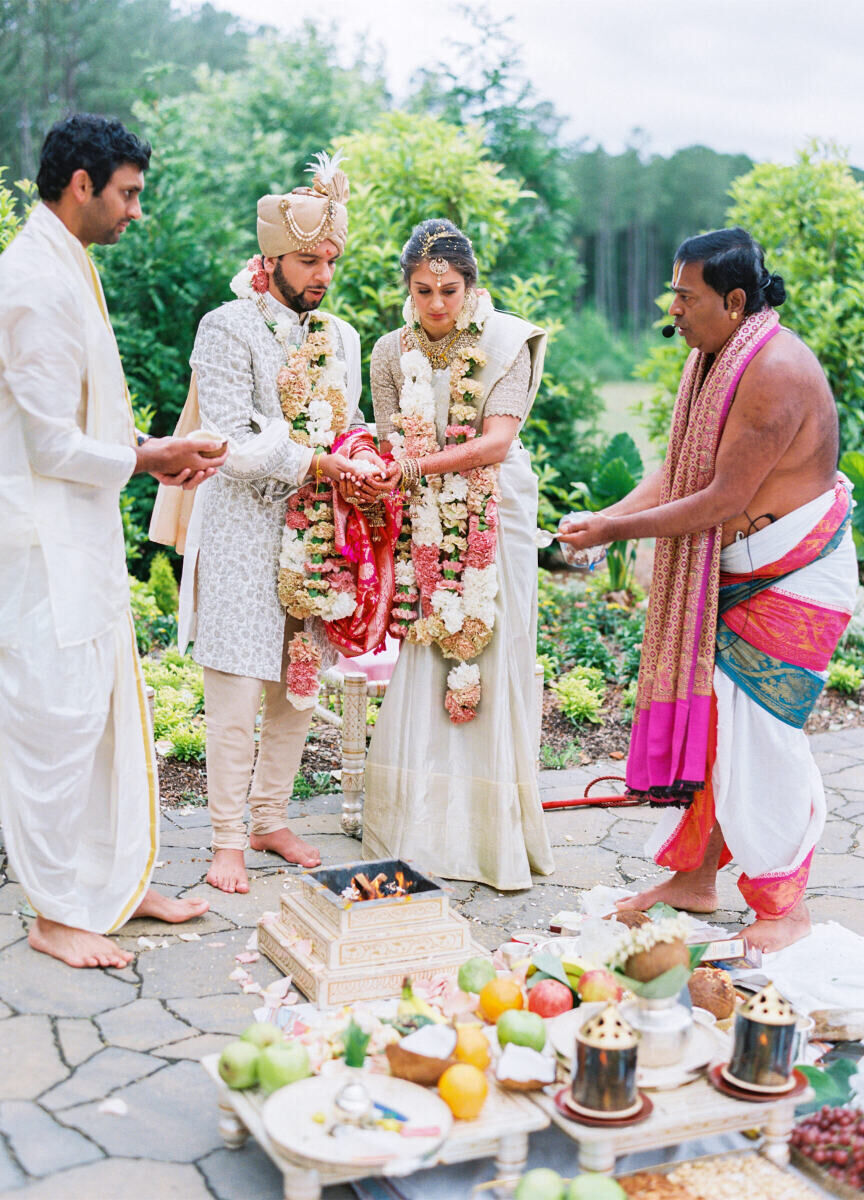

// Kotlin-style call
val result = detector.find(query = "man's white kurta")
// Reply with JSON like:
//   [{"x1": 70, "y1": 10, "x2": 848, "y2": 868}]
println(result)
[{"x1": 0, "y1": 203, "x2": 158, "y2": 931}]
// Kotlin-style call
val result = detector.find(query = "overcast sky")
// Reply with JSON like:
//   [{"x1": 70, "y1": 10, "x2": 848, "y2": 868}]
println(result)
[{"x1": 193, "y1": 0, "x2": 864, "y2": 167}]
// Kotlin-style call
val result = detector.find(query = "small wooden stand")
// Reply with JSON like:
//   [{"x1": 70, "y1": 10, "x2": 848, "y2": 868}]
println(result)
[
  {"x1": 202, "y1": 1055, "x2": 549, "y2": 1200},
  {"x1": 531, "y1": 1074, "x2": 813, "y2": 1175}
]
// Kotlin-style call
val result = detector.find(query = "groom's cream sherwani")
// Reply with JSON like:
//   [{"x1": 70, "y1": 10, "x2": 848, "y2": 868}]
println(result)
[{"x1": 0, "y1": 203, "x2": 158, "y2": 932}]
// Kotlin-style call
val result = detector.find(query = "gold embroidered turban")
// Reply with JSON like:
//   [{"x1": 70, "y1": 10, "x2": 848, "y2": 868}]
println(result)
[{"x1": 257, "y1": 150, "x2": 349, "y2": 257}]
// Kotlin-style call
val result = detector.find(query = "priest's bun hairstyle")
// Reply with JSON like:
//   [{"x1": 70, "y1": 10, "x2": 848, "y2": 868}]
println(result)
[
  {"x1": 675, "y1": 226, "x2": 786, "y2": 316},
  {"x1": 400, "y1": 218, "x2": 478, "y2": 288}
]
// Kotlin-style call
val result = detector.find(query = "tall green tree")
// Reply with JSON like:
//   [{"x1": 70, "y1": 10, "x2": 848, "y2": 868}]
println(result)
[
  {"x1": 0, "y1": 0, "x2": 257, "y2": 182},
  {"x1": 637, "y1": 143, "x2": 864, "y2": 470}
]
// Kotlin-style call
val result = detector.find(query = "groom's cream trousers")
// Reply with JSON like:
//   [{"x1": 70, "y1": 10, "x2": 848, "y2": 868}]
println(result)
[{"x1": 203, "y1": 618, "x2": 314, "y2": 851}]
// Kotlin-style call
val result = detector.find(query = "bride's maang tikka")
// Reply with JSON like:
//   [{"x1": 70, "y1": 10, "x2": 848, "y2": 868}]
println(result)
[{"x1": 421, "y1": 227, "x2": 455, "y2": 286}]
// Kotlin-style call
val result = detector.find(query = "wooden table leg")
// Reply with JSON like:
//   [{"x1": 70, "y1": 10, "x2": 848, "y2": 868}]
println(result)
[
  {"x1": 494, "y1": 1128, "x2": 529, "y2": 1188},
  {"x1": 340, "y1": 671, "x2": 367, "y2": 837},
  {"x1": 578, "y1": 1137, "x2": 617, "y2": 1175},
  {"x1": 218, "y1": 1098, "x2": 249, "y2": 1149},
  {"x1": 282, "y1": 1167, "x2": 322, "y2": 1200},
  {"x1": 761, "y1": 1102, "x2": 795, "y2": 1167}
]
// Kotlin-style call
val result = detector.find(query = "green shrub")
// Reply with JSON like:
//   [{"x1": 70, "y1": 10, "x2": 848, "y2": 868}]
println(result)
[
  {"x1": 143, "y1": 649, "x2": 206, "y2": 759},
  {"x1": 148, "y1": 551, "x2": 179, "y2": 616},
  {"x1": 536, "y1": 653, "x2": 561, "y2": 684},
  {"x1": 165, "y1": 722, "x2": 207, "y2": 762},
  {"x1": 827, "y1": 660, "x2": 863, "y2": 696},
  {"x1": 552, "y1": 666, "x2": 606, "y2": 725},
  {"x1": 537, "y1": 570, "x2": 645, "y2": 685}
]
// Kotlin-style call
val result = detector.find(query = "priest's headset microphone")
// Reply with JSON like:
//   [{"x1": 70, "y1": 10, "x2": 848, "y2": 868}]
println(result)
[{"x1": 657, "y1": 322, "x2": 771, "y2": 648}]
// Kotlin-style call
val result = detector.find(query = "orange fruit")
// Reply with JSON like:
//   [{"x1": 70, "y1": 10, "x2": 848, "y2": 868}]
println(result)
[
  {"x1": 454, "y1": 1024, "x2": 491, "y2": 1070},
  {"x1": 478, "y1": 976, "x2": 524, "y2": 1022},
  {"x1": 438, "y1": 1063, "x2": 488, "y2": 1120}
]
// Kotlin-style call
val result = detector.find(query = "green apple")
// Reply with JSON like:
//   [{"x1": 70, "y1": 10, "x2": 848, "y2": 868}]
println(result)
[
  {"x1": 515, "y1": 1167, "x2": 566, "y2": 1200},
  {"x1": 218, "y1": 1040, "x2": 259, "y2": 1090},
  {"x1": 567, "y1": 1174, "x2": 626, "y2": 1200},
  {"x1": 257, "y1": 1040, "x2": 311, "y2": 1095},
  {"x1": 496, "y1": 1009, "x2": 546, "y2": 1052},
  {"x1": 457, "y1": 956, "x2": 497, "y2": 994},
  {"x1": 240, "y1": 1021, "x2": 284, "y2": 1049}
]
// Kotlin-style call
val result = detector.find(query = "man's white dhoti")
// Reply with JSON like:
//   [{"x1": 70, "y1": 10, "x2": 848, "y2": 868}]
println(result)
[
  {"x1": 0, "y1": 203, "x2": 158, "y2": 933},
  {"x1": 0, "y1": 551, "x2": 158, "y2": 931}
]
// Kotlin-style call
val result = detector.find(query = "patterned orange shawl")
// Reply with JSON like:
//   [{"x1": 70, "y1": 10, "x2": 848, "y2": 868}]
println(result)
[{"x1": 626, "y1": 308, "x2": 780, "y2": 804}]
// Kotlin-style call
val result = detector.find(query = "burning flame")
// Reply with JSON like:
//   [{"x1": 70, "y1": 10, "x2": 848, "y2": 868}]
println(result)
[{"x1": 341, "y1": 870, "x2": 415, "y2": 902}]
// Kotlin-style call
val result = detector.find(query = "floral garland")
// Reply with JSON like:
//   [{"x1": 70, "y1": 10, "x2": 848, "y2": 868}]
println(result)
[
  {"x1": 388, "y1": 289, "x2": 500, "y2": 723},
  {"x1": 229, "y1": 256, "x2": 354, "y2": 706}
]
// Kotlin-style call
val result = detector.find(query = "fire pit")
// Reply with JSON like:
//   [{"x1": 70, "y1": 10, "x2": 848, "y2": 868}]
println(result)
[{"x1": 258, "y1": 859, "x2": 485, "y2": 1008}]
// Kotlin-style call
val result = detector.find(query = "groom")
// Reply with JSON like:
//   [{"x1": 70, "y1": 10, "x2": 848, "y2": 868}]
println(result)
[{"x1": 177, "y1": 154, "x2": 387, "y2": 894}]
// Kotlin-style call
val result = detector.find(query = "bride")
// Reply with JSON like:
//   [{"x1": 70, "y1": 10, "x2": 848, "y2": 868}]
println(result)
[{"x1": 359, "y1": 219, "x2": 554, "y2": 891}]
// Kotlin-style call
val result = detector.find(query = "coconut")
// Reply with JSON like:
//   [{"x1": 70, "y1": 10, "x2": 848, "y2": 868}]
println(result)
[
  {"x1": 495, "y1": 1042, "x2": 557, "y2": 1091},
  {"x1": 385, "y1": 1024, "x2": 457, "y2": 1085},
  {"x1": 187, "y1": 428, "x2": 228, "y2": 458},
  {"x1": 624, "y1": 937, "x2": 690, "y2": 982},
  {"x1": 688, "y1": 966, "x2": 736, "y2": 1020},
  {"x1": 602, "y1": 910, "x2": 652, "y2": 929}
]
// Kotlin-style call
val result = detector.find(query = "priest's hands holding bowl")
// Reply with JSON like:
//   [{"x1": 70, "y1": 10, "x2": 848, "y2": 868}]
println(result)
[
  {"x1": 136, "y1": 432, "x2": 229, "y2": 490},
  {"x1": 557, "y1": 511, "x2": 613, "y2": 551}
]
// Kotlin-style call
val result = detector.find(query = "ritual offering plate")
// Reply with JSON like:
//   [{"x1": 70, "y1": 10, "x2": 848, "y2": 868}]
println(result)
[
  {"x1": 263, "y1": 1074, "x2": 452, "y2": 1168},
  {"x1": 553, "y1": 1085, "x2": 653, "y2": 1127},
  {"x1": 708, "y1": 1063, "x2": 808, "y2": 1103}
]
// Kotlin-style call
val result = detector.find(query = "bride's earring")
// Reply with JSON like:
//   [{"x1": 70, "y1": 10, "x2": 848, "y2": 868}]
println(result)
[
  {"x1": 455, "y1": 287, "x2": 476, "y2": 331},
  {"x1": 402, "y1": 294, "x2": 420, "y2": 328}
]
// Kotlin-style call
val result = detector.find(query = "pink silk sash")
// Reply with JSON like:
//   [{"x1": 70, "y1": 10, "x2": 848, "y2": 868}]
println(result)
[{"x1": 626, "y1": 309, "x2": 781, "y2": 804}]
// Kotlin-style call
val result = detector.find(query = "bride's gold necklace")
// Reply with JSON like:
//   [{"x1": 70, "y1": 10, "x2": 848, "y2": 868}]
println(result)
[{"x1": 411, "y1": 320, "x2": 475, "y2": 370}]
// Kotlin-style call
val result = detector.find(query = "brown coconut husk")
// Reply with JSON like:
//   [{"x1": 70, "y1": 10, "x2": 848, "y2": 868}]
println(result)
[
  {"x1": 688, "y1": 967, "x2": 736, "y2": 1020},
  {"x1": 625, "y1": 938, "x2": 690, "y2": 982},
  {"x1": 385, "y1": 1042, "x2": 456, "y2": 1086}
]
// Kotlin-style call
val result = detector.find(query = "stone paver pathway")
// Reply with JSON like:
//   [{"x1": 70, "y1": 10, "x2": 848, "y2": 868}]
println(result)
[{"x1": 1, "y1": 728, "x2": 862, "y2": 1197}]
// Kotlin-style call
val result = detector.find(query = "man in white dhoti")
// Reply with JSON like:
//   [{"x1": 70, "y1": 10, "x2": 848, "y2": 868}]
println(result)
[
  {"x1": 0, "y1": 113, "x2": 227, "y2": 968},
  {"x1": 172, "y1": 154, "x2": 380, "y2": 894}
]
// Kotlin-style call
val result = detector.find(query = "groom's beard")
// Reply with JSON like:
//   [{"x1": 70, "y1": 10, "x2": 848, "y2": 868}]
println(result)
[{"x1": 272, "y1": 259, "x2": 326, "y2": 313}]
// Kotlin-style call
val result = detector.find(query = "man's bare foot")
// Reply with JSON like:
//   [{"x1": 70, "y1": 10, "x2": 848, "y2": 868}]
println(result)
[
  {"x1": 616, "y1": 873, "x2": 719, "y2": 915},
  {"x1": 28, "y1": 917, "x2": 133, "y2": 969},
  {"x1": 250, "y1": 827, "x2": 321, "y2": 868},
  {"x1": 744, "y1": 901, "x2": 811, "y2": 953},
  {"x1": 206, "y1": 849, "x2": 249, "y2": 894},
  {"x1": 132, "y1": 888, "x2": 210, "y2": 922}
]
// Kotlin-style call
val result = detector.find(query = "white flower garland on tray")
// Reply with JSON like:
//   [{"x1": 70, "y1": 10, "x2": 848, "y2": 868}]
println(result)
[{"x1": 388, "y1": 288, "x2": 500, "y2": 723}]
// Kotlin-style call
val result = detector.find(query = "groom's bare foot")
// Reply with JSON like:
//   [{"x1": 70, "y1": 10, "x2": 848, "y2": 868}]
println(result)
[
  {"x1": 250, "y1": 827, "x2": 321, "y2": 868},
  {"x1": 206, "y1": 849, "x2": 249, "y2": 894},
  {"x1": 132, "y1": 888, "x2": 209, "y2": 922},
  {"x1": 616, "y1": 872, "x2": 719, "y2": 915},
  {"x1": 28, "y1": 917, "x2": 133, "y2": 969},
  {"x1": 744, "y1": 901, "x2": 810, "y2": 953}
]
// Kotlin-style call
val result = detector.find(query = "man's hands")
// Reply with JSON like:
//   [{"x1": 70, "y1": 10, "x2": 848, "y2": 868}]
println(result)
[{"x1": 136, "y1": 435, "x2": 228, "y2": 490}]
